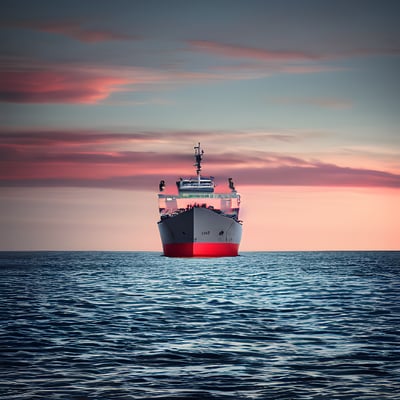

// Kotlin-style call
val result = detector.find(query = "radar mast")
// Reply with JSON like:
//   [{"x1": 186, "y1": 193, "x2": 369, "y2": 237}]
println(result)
[{"x1": 194, "y1": 142, "x2": 204, "y2": 184}]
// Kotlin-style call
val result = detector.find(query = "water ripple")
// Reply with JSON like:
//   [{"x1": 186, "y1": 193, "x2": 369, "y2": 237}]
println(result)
[{"x1": 0, "y1": 251, "x2": 399, "y2": 399}]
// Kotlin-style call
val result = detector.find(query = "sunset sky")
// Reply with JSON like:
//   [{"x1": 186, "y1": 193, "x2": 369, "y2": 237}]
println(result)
[{"x1": 1, "y1": 0, "x2": 399, "y2": 251}]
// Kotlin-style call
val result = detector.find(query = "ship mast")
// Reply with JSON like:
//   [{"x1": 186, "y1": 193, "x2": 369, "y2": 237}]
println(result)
[{"x1": 194, "y1": 142, "x2": 204, "y2": 185}]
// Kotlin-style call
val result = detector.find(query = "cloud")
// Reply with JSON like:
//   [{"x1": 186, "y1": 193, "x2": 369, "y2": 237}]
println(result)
[
  {"x1": 189, "y1": 41, "x2": 320, "y2": 61},
  {"x1": 0, "y1": 131, "x2": 156, "y2": 147},
  {"x1": 0, "y1": 57, "x2": 173, "y2": 104},
  {"x1": 0, "y1": 69, "x2": 131, "y2": 104},
  {"x1": 186, "y1": 41, "x2": 347, "y2": 78},
  {"x1": 277, "y1": 65, "x2": 345, "y2": 74},
  {"x1": 1, "y1": 20, "x2": 138, "y2": 43},
  {"x1": 0, "y1": 129, "x2": 320, "y2": 152},
  {"x1": 1, "y1": 130, "x2": 399, "y2": 189},
  {"x1": 0, "y1": 50, "x2": 346, "y2": 105},
  {"x1": 270, "y1": 97, "x2": 353, "y2": 109},
  {"x1": 219, "y1": 163, "x2": 400, "y2": 189},
  {"x1": 1, "y1": 164, "x2": 399, "y2": 190},
  {"x1": 0, "y1": 64, "x2": 273, "y2": 104},
  {"x1": 189, "y1": 40, "x2": 400, "y2": 62},
  {"x1": 0, "y1": 57, "x2": 231, "y2": 104}
]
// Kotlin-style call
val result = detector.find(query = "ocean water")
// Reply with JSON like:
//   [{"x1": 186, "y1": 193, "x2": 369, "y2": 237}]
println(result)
[{"x1": 0, "y1": 252, "x2": 399, "y2": 400}]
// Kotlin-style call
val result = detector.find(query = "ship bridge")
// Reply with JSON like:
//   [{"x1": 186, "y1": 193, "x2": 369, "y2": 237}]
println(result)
[{"x1": 177, "y1": 176, "x2": 215, "y2": 193}]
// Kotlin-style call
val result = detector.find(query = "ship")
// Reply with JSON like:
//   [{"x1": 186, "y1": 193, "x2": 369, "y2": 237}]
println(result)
[{"x1": 157, "y1": 143, "x2": 242, "y2": 257}]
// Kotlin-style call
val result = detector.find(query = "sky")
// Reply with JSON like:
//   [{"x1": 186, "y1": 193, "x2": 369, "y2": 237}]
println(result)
[{"x1": 0, "y1": 0, "x2": 399, "y2": 251}]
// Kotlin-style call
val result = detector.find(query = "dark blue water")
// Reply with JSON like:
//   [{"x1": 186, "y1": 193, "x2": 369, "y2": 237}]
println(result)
[{"x1": 1, "y1": 252, "x2": 399, "y2": 399}]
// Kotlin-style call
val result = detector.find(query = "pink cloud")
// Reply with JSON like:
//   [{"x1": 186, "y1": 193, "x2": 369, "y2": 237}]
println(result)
[
  {"x1": 219, "y1": 164, "x2": 400, "y2": 189},
  {"x1": 1, "y1": 163, "x2": 399, "y2": 190},
  {"x1": 189, "y1": 41, "x2": 320, "y2": 61},
  {"x1": 0, "y1": 69, "x2": 131, "y2": 104},
  {"x1": 2, "y1": 20, "x2": 138, "y2": 43},
  {"x1": 1, "y1": 130, "x2": 399, "y2": 189},
  {"x1": 189, "y1": 40, "x2": 400, "y2": 62},
  {"x1": 0, "y1": 55, "x2": 183, "y2": 104},
  {"x1": 0, "y1": 50, "x2": 346, "y2": 105},
  {"x1": 0, "y1": 129, "x2": 308, "y2": 149},
  {"x1": 0, "y1": 57, "x2": 266, "y2": 104}
]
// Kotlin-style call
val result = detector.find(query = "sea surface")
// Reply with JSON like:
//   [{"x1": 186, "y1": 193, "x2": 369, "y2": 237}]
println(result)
[{"x1": 0, "y1": 251, "x2": 399, "y2": 400}]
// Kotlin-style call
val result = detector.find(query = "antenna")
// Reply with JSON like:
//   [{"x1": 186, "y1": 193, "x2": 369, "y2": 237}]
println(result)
[{"x1": 194, "y1": 143, "x2": 204, "y2": 180}]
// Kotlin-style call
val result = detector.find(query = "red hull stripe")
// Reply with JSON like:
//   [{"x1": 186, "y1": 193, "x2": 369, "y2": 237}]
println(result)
[{"x1": 163, "y1": 242, "x2": 239, "y2": 257}]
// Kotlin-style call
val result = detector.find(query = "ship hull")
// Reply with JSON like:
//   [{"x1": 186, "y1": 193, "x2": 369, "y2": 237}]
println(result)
[{"x1": 158, "y1": 207, "x2": 242, "y2": 257}]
